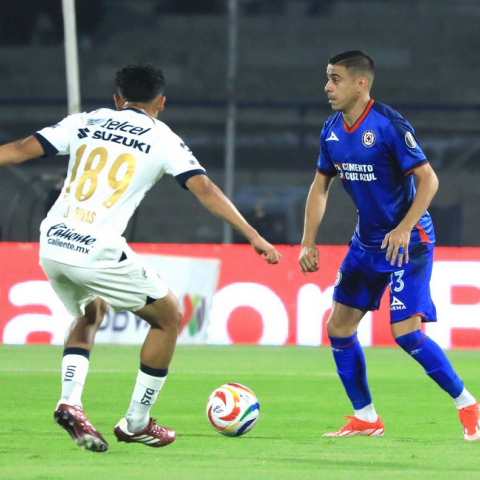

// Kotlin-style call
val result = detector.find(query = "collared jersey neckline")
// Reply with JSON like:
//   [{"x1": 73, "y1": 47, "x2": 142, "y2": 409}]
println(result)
[{"x1": 343, "y1": 99, "x2": 375, "y2": 133}]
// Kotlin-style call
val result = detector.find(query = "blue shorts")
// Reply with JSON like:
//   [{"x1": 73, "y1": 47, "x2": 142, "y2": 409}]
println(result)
[{"x1": 333, "y1": 241, "x2": 437, "y2": 324}]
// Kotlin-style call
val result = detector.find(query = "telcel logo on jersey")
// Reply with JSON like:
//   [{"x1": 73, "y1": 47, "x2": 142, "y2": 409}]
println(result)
[
  {"x1": 80, "y1": 118, "x2": 153, "y2": 153},
  {"x1": 99, "y1": 119, "x2": 151, "y2": 136}
]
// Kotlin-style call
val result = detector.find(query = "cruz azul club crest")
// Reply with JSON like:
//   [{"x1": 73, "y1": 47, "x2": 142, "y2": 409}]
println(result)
[{"x1": 362, "y1": 130, "x2": 376, "y2": 147}]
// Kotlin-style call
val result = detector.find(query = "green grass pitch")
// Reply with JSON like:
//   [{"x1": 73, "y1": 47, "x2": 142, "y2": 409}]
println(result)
[{"x1": 1, "y1": 345, "x2": 479, "y2": 479}]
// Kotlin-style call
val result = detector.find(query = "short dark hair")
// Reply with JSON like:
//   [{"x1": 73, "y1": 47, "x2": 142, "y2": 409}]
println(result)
[
  {"x1": 115, "y1": 63, "x2": 165, "y2": 103},
  {"x1": 328, "y1": 51, "x2": 374, "y2": 79}
]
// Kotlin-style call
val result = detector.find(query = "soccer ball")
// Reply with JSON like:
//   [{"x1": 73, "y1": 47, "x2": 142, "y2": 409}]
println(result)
[{"x1": 206, "y1": 383, "x2": 260, "y2": 437}]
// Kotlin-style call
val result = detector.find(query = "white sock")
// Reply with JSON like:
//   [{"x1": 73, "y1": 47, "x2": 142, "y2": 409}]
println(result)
[
  {"x1": 454, "y1": 388, "x2": 477, "y2": 410},
  {"x1": 354, "y1": 403, "x2": 378, "y2": 423},
  {"x1": 60, "y1": 354, "x2": 89, "y2": 407},
  {"x1": 126, "y1": 370, "x2": 167, "y2": 432}
]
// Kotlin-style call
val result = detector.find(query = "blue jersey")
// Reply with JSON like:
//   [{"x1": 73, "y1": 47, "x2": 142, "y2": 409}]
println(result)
[{"x1": 317, "y1": 100, "x2": 435, "y2": 251}]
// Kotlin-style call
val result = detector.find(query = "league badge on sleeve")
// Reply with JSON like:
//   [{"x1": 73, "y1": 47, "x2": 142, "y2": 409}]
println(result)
[
  {"x1": 362, "y1": 130, "x2": 376, "y2": 148},
  {"x1": 405, "y1": 132, "x2": 417, "y2": 149}
]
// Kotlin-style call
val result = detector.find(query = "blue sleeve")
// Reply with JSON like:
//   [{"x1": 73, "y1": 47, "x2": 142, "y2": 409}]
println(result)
[
  {"x1": 388, "y1": 118, "x2": 428, "y2": 175},
  {"x1": 316, "y1": 124, "x2": 337, "y2": 177}
]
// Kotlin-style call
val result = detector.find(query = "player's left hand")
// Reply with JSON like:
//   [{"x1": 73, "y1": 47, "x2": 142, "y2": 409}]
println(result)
[{"x1": 382, "y1": 226, "x2": 411, "y2": 267}]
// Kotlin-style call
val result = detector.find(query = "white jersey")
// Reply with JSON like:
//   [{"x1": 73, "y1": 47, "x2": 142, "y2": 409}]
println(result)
[{"x1": 35, "y1": 107, "x2": 205, "y2": 267}]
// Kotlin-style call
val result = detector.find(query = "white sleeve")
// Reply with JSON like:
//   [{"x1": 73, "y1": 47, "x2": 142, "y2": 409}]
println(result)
[
  {"x1": 160, "y1": 132, "x2": 206, "y2": 189},
  {"x1": 34, "y1": 114, "x2": 82, "y2": 157}
]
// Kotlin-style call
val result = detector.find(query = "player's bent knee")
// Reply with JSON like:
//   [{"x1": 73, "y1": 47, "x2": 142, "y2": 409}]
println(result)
[
  {"x1": 391, "y1": 315, "x2": 422, "y2": 339},
  {"x1": 83, "y1": 298, "x2": 108, "y2": 326},
  {"x1": 325, "y1": 316, "x2": 341, "y2": 337},
  {"x1": 326, "y1": 316, "x2": 355, "y2": 338},
  {"x1": 153, "y1": 301, "x2": 182, "y2": 331},
  {"x1": 135, "y1": 292, "x2": 183, "y2": 332},
  {"x1": 325, "y1": 301, "x2": 366, "y2": 338},
  {"x1": 156, "y1": 308, "x2": 182, "y2": 333},
  {"x1": 158, "y1": 294, "x2": 182, "y2": 331}
]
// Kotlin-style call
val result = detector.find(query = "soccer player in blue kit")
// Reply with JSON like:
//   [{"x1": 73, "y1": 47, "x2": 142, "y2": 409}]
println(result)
[{"x1": 299, "y1": 51, "x2": 480, "y2": 440}]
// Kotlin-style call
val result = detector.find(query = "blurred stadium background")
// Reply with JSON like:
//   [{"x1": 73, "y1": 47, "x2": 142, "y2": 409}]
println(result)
[
  {"x1": 3, "y1": 5, "x2": 480, "y2": 477},
  {"x1": 0, "y1": 0, "x2": 479, "y2": 246}
]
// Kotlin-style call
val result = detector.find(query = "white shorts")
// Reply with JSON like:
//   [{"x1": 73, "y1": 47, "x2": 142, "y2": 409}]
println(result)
[{"x1": 40, "y1": 253, "x2": 169, "y2": 318}]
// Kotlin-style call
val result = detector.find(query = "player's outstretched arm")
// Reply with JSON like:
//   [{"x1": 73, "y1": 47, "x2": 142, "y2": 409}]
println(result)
[
  {"x1": 299, "y1": 172, "x2": 334, "y2": 275},
  {"x1": 0, "y1": 136, "x2": 45, "y2": 167},
  {"x1": 382, "y1": 163, "x2": 439, "y2": 267},
  {"x1": 186, "y1": 174, "x2": 281, "y2": 264}
]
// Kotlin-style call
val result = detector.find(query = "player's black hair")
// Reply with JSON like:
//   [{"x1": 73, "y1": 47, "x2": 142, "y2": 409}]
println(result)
[
  {"x1": 329, "y1": 51, "x2": 374, "y2": 79},
  {"x1": 115, "y1": 63, "x2": 165, "y2": 103}
]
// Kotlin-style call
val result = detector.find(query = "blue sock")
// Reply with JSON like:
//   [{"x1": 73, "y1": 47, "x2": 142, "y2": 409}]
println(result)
[
  {"x1": 329, "y1": 333, "x2": 372, "y2": 410},
  {"x1": 395, "y1": 330, "x2": 464, "y2": 398}
]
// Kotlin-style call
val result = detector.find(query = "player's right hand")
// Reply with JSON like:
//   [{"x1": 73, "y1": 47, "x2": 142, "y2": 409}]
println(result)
[
  {"x1": 250, "y1": 235, "x2": 281, "y2": 264},
  {"x1": 299, "y1": 245, "x2": 319, "y2": 275}
]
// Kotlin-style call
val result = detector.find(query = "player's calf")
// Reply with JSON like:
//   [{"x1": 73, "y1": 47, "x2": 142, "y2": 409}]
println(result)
[
  {"x1": 395, "y1": 330, "x2": 464, "y2": 398},
  {"x1": 395, "y1": 329, "x2": 480, "y2": 440}
]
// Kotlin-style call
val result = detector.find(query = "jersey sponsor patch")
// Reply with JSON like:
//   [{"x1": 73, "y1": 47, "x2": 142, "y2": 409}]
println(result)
[
  {"x1": 405, "y1": 131, "x2": 417, "y2": 149},
  {"x1": 362, "y1": 130, "x2": 376, "y2": 147},
  {"x1": 334, "y1": 164, "x2": 344, "y2": 178},
  {"x1": 91, "y1": 130, "x2": 152, "y2": 153},
  {"x1": 390, "y1": 296, "x2": 406, "y2": 311},
  {"x1": 335, "y1": 269, "x2": 342, "y2": 286},
  {"x1": 335, "y1": 162, "x2": 377, "y2": 182},
  {"x1": 77, "y1": 128, "x2": 90, "y2": 139}
]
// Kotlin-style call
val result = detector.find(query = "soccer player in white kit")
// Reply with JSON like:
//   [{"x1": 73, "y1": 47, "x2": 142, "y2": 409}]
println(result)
[{"x1": 0, "y1": 64, "x2": 281, "y2": 451}]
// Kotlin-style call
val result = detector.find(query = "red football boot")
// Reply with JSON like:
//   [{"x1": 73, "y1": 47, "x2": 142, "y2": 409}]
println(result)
[
  {"x1": 54, "y1": 403, "x2": 108, "y2": 452},
  {"x1": 114, "y1": 417, "x2": 176, "y2": 448}
]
